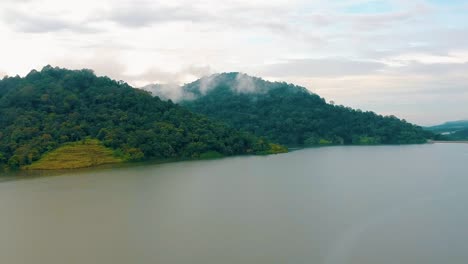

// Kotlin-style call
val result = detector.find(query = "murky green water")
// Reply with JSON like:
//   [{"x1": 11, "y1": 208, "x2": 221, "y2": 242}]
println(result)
[{"x1": 1, "y1": 143, "x2": 467, "y2": 264}]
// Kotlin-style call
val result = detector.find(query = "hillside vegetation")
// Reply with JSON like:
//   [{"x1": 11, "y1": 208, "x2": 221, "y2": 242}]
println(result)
[
  {"x1": 178, "y1": 73, "x2": 432, "y2": 146},
  {"x1": 24, "y1": 139, "x2": 122, "y2": 170},
  {"x1": 0, "y1": 66, "x2": 280, "y2": 170},
  {"x1": 425, "y1": 120, "x2": 468, "y2": 140},
  {"x1": 448, "y1": 129, "x2": 468, "y2": 140}
]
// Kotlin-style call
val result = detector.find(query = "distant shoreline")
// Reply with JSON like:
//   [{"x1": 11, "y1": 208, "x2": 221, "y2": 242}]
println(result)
[{"x1": 430, "y1": 140, "x2": 468, "y2": 144}]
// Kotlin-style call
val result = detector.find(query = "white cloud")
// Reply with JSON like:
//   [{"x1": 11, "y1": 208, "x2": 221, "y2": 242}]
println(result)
[
  {"x1": 260, "y1": 58, "x2": 386, "y2": 77},
  {"x1": 0, "y1": 0, "x2": 467, "y2": 124},
  {"x1": 2, "y1": 8, "x2": 96, "y2": 33},
  {"x1": 388, "y1": 51, "x2": 468, "y2": 64}
]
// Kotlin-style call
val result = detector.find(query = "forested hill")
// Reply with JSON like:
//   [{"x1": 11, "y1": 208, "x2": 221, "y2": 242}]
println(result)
[
  {"x1": 0, "y1": 66, "x2": 281, "y2": 169},
  {"x1": 425, "y1": 120, "x2": 468, "y2": 140},
  {"x1": 178, "y1": 72, "x2": 432, "y2": 146},
  {"x1": 425, "y1": 120, "x2": 468, "y2": 134}
]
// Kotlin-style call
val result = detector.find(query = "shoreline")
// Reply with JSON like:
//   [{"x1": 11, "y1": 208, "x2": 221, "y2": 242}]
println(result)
[
  {"x1": 430, "y1": 140, "x2": 468, "y2": 144},
  {"x1": 3, "y1": 141, "x2": 466, "y2": 175}
]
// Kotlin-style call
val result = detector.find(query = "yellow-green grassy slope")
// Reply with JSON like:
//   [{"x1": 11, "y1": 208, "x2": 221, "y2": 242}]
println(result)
[{"x1": 24, "y1": 139, "x2": 123, "y2": 170}]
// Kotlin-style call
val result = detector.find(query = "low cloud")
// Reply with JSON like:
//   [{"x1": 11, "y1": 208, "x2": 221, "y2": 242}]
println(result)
[
  {"x1": 143, "y1": 72, "x2": 264, "y2": 101},
  {"x1": 198, "y1": 74, "x2": 220, "y2": 94},
  {"x1": 198, "y1": 73, "x2": 261, "y2": 95},
  {"x1": 234, "y1": 73, "x2": 257, "y2": 93},
  {"x1": 141, "y1": 83, "x2": 189, "y2": 101},
  {"x1": 54, "y1": 50, "x2": 212, "y2": 87},
  {"x1": 135, "y1": 65, "x2": 212, "y2": 85}
]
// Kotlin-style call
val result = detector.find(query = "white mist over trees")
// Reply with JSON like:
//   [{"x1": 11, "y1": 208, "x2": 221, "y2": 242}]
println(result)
[{"x1": 142, "y1": 72, "x2": 274, "y2": 101}]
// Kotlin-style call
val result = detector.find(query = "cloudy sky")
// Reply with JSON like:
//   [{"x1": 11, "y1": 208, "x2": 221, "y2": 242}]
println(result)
[{"x1": 1, "y1": 0, "x2": 467, "y2": 125}]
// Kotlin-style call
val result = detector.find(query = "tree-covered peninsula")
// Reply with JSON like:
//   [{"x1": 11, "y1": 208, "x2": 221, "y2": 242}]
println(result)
[{"x1": 0, "y1": 66, "x2": 283, "y2": 170}]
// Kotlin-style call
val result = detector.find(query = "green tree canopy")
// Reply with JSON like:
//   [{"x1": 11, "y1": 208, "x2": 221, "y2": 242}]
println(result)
[
  {"x1": 0, "y1": 66, "x2": 275, "y2": 168},
  {"x1": 180, "y1": 72, "x2": 433, "y2": 146}
]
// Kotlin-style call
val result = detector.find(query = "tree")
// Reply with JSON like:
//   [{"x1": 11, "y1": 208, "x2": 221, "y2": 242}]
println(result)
[
  {"x1": 0, "y1": 66, "x2": 282, "y2": 169},
  {"x1": 181, "y1": 72, "x2": 432, "y2": 146}
]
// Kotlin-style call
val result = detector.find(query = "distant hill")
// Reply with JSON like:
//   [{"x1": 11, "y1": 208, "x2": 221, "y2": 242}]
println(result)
[
  {"x1": 158, "y1": 72, "x2": 432, "y2": 146},
  {"x1": 425, "y1": 120, "x2": 468, "y2": 133},
  {"x1": 0, "y1": 67, "x2": 282, "y2": 170},
  {"x1": 425, "y1": 120, "x2": 468, "y2": 140}
]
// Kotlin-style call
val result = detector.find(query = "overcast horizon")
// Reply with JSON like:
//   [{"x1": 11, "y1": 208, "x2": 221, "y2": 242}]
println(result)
[{"x1": 1, "y1": 0, "x2": 467, "y2": 125}]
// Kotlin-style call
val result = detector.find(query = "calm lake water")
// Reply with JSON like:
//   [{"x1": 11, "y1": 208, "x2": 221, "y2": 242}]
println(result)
[{"x1": 1, "y1": 143, "x2": 467, "y2": 264}]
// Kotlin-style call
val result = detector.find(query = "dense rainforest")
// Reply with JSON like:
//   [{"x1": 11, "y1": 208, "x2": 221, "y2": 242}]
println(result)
[
  {"x1": 178, "y1": 73, "x2": 432, "y2": 146},
  {"x1": 0, "y1": 66, "x2": 281, "y2": 169}
]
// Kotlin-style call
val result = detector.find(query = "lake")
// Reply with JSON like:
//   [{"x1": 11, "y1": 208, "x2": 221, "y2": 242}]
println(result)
[{"x1": 0, "y1": 143, "x2": 467, "y2": 264}]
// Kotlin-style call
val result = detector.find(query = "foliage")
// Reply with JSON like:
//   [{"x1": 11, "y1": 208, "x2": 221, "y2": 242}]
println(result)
[
  {"x1": 199, "y1": 151, "x2": 224, "y2": 159},
  {"x1": 0, "y1": 66, "x2": 279, "y2": 169},
  {"x1": 449, "y1": 129, "x2": 468, "y2": 140},
  {"x1": 433, "y1": 129, "x2": 468, "y2": 141},
  {"x1": 181, "y1": 73, "x2": 433, "y2": 146},
  {"x1": 425, "y1": 120, "x2": 468, "y2": 134},
  {"x1": 425, "y1": 120, "x2": 468, "y2": 141}
]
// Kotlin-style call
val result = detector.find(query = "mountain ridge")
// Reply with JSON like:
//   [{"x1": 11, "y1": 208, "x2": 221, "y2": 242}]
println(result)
[
  {"x1": 425, "y1": 120, "x2": 468, "y2": 140},
  {"x1": 425, "y1": 120, "x2": 468, "y2": 132},
  {"x1": 153, "y1": 72, "x2": 433, "y2": 146}
]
